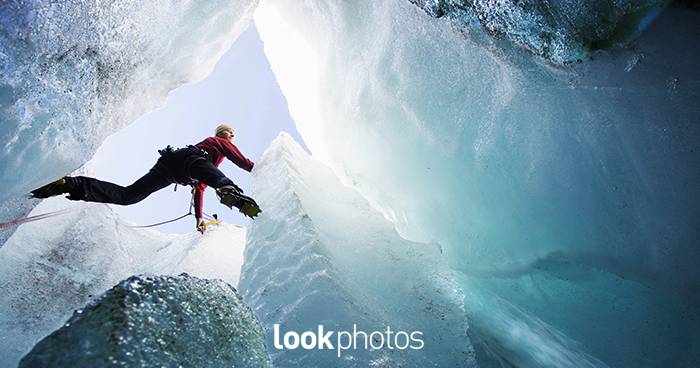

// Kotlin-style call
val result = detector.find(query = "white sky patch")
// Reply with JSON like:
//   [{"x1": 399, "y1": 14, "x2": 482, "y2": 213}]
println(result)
[{"x1": 254, "y1": 1, "x2": 329, "y2": 165}]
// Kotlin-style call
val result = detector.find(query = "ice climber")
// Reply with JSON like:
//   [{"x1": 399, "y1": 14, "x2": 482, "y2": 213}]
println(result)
[{"x1": 31, "y1": 124, "x2": 260, "y2": 233}]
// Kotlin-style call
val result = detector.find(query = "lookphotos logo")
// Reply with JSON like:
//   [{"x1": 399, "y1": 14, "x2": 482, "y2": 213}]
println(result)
[{"x1": 273, "y1": 324, "x2": 424, "y2": 357}]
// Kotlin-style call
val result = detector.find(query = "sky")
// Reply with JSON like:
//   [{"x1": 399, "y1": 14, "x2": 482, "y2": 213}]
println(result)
[{"x1": 89, "y1": 22, "x2": 307, "y2": 234}]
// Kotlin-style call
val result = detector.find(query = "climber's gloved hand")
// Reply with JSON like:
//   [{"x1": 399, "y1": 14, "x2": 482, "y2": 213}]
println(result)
[{"x1": 196, "y1": 218, "x2": 207, "y2": 234}]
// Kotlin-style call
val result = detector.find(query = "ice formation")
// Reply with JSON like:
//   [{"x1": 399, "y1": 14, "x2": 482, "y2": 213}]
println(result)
[
  {"x1": 239, "y1": 133, "x2": 474, "y2": 367},
  {"x1": 19, "y1": 274, "x2": 271, "y2": 368},
  {"x1": 255, "y1": 1, "x2": 700, "y2": 367},
  {"x1": 408, "y1": 0, "x2": 667, "y2": 63},
  {"x1": 0, "y1": 0, "x2": 698, "y2": 367},
  {"x1": 0, "y1": 198, "x2": 246, "y2": 367}
]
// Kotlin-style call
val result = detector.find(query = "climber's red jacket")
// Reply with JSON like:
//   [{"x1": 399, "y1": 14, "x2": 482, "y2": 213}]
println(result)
[{"x1": 192, "y1": 136, "x2": 254, "y2": 218}]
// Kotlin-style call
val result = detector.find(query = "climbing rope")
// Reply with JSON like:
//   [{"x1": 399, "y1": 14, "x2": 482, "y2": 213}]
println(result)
[
  {"x1": 0, "y1": 204, "x2": 99, "y2": 230},
  {"x1": 128, "y1": 191, "x2": 220, "y2": 229},
  {"x1": 128, "y1": 210, "x2": 219, "y2": 229},
  {"x1": 128, "y1": 211, "x2": 194, "y2": 229}
]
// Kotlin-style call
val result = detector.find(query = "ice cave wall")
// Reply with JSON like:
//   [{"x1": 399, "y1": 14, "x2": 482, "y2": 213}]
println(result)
[
  {"x1": 408, "y1": 0, "x2": 668, "y2": 63},
  {"x1": 255, "y1": 0, "x2": 700, "y2": 295},
  {"x1": 255, "y1": 0, "x2": 700, "y2": 366}
]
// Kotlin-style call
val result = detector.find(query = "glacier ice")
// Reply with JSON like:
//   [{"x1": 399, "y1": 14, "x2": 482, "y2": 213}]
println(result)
[
  {"x1": 0, "y1": 0, "x2": 697, "y2": 367},
  {"x1": 239, "y1": 133, "x2": 475, "y2": 367},
  {"x1": 19, "y1": 274, "x2": 271, "y2": 368},
  {"x1": 408, "y1": 0, "x2": 667, "y2": 64},
  {"x1": 256, "y1": 1, "x2": 700, "y2": 366},
  {"x1": 0, "y1": 198, "x2": 246, "y2": 367},
  {"x1": 0, "y1": 0, "x2": 257, "y2": 219}
]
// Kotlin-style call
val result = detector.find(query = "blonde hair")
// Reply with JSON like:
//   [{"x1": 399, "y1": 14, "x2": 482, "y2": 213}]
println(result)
[{"x1": 215, "y1": 124, "x2": 234, "y2": 137}]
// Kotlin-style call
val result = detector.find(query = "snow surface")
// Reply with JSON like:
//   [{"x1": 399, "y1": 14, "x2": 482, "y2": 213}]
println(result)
[
  {"x1": 255, "y1": 1, "x2": 700, "y2": 367},
  {"x1": 239, "y1": 133, "x2": 475, "y2": 367},
  {"x1": 0, "y1": 198, "x2": 246, "y2": 367}
]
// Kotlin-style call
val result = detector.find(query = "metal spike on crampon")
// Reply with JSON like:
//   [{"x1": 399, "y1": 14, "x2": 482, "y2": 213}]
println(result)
[{"x1": 216, "y1": 186, "x2": 261, "y2": 219}]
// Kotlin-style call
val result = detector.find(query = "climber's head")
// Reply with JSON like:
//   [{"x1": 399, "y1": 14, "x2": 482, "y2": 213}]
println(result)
[{"x1": 215, "y1": 124, "x2": 235, "y2": 142}]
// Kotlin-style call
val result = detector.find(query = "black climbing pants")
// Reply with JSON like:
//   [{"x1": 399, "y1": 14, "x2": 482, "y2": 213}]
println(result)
[{"x1": 68, "y1": 147, "x2": 236, "y2": 205}]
